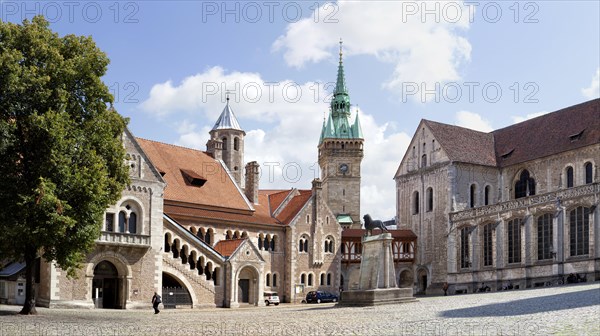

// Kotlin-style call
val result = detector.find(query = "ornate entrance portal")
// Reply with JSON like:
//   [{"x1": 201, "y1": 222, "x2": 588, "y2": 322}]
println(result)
[{"x1": 92, "y1": 261, "x2": 120, "y2": 309}]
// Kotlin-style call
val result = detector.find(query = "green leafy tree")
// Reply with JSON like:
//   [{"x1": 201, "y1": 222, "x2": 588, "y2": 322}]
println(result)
[{"x1": 0, "y1": 17, "x2": 129, "y2": 315}]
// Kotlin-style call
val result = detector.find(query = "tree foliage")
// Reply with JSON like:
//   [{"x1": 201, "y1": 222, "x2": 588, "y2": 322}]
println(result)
[{"x1": 0, "y1": 16, "x2": 129, "y2": 314}]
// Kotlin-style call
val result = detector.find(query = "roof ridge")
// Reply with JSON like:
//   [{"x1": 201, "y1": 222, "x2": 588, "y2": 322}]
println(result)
[
  {"x1": 136, "y1": 137, "x2": 209, "y2": 154},
  {"x1": 424, "y1": 119, "x2": 491, "y2": 135}
]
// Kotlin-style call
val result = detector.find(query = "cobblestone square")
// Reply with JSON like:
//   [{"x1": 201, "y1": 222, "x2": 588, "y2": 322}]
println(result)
[{"x1": 1, "y1": 283, "x2": 598, "y2": 335}]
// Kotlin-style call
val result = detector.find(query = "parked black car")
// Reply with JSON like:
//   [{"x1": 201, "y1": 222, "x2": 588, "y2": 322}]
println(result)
[{"x1": 305, "y1": 291, "x2": 338, "y2": 303}]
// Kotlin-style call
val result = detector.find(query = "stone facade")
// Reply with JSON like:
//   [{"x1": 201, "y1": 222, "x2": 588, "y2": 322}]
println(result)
[{"x1": 395, "y1": 99, "x2": 600, "y2": 294}]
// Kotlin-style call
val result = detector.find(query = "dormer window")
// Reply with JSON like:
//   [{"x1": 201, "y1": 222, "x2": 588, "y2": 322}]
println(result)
[
  {"x1": 501, "y1": 149, "x2": 515, "y2": 159},
  {"x1": 569, "y1": 129, "x2": 584, "y2": 142},
  {"x1": 181, "y1": 169, "x2": 207, "y2": 187}
]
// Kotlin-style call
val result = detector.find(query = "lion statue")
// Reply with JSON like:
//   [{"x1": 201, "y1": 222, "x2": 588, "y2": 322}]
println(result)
[{"x1": 363, "y1": 214, "x2": 389, "y2": 236}]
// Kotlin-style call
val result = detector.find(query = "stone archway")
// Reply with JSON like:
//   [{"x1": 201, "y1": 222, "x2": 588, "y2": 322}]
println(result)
[
  {"x1": 398, "y1": 269, "x2": 413, "y2": 288},
  {"x1": 92, "y1": 261, "x2": 120, "y2": 309},
  {"x1": 236, "y1": 266, "x2": 260, "y2": 306},
  {"x1": 417, "y1": 268, "x2": 428, "y2": 294}
]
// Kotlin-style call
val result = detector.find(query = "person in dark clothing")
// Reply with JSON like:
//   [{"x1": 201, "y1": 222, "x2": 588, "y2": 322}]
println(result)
[
  {"x1": 152, "y1": 291, "x2": 161, "y2": 314},
  {"x1": 442, "y1": 282, "x2": 449, "y2": 296}
]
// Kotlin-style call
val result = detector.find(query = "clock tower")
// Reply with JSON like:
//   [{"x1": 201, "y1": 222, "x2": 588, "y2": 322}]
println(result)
[{"x1": 318, "y1": 40, "x2": 364, "y2": 229}]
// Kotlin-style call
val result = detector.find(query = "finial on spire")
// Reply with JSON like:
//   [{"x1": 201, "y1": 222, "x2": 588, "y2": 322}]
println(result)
[
  {"x1": 339, "y1": 38, "x2": 343, "y2": 64},
  {"x1": 226, "y1": 90, "x2": 231, "y2": 104}
]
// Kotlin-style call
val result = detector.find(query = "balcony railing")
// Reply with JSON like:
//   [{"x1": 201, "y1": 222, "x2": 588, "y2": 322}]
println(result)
[
  {"x1": 97, "y1": 231, "x2": 151, "y2": 247},
  {"x1": 450, "y1": 183, "x2": 599, "y2": 222}
]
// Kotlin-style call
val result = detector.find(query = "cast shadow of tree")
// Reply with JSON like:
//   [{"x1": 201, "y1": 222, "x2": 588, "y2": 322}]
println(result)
[{"x1": 440, "y1": 288, "x2": 600, "y2": 318}]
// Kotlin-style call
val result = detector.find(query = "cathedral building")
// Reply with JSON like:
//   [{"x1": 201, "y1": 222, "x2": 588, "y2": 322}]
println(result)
[{"x1": 394, "y1": 99, "x2": 599, "y2": 294}]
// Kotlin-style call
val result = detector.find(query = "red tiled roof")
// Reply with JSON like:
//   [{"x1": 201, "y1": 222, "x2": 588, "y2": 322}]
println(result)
[
  {"x1": 164, "y1": 203, "x2": 281, "y2": 226},
  {"x1": 136, "y1": 138, "x2": 250, "y2": 210},
  {"x1": 424, "y1": 120, "x2": 497, "y2": 166},
  {"x1": 342, "y1": 229, "x2": 417, "y2": 239},
  {"x1": 275, "y1": 190, "x2": 313, "y2": 224},
  {"x1": 262, "y1": 189, "x2": 293, "y2": 213},
  {"x1": 213, "y1": 239, "x2": 245, "y2": 257},
  {"x1": 493, "y1": 99, "x2": 599, "y2": 166}
]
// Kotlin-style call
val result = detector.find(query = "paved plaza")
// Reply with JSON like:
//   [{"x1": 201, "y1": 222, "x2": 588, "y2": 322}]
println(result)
[{"x1": 1, "y1": 283, "x2": 599, "y2": 335}]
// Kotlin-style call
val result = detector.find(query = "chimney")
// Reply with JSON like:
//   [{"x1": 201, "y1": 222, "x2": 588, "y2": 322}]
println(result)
[
  {"x1": 311, "y1": 178, "x2": 322, "y2": 200},
  {"x1": 244, "y1": 161, "x2": 260, "y2": 204},
  {"x1": 206, "y1": 138, "x2": 223, "y2": 160}
]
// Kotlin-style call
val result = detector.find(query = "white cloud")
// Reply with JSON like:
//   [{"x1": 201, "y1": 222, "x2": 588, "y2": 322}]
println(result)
[
  {"x1": 140, "y1": 68, "x2": 410, "y2": 220},
  {"x1": 454, "y1": 110, "x2": 493, "y2": 132},
  {"x1": 511, "y1": 111, "x2": 549, "y2": 124},
  {"x1": 272, "y1": 1, "x2": 472, "y2": 96},
  {"x1": 581, "y1": 67, "x2": 600, "y2": 99}
]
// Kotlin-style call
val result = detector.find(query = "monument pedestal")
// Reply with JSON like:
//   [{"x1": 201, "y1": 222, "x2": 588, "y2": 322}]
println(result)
[{"x1": 339, "y1": 233, "x2": 415, "y2": 306}]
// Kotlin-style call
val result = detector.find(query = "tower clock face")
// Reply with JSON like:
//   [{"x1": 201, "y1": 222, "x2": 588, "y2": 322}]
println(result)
[{"x1": 339, "y1": 163, "x2": 349, "y2": 174}]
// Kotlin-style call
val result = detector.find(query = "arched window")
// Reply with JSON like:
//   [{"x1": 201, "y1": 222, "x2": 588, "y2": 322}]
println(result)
[
  {"x1": 566, "y1": 166, "x2": 574, "y2": 188},
  {"x1": 327, "y1": 273, "x2": 332, "y2": 286},
  {"x1": 272, "y1": 273, "x2": 277, "y2": 287},
  {"x1": 569, "y1": 207, "x2": 590, "y2": 256},
  {"x1": 258, "y1": 236, "x2": 263, "y2": 250},
  {"x1": 205, "y1": 229, "x2": 212, "y2": 245},
  {"x1": 306, "y1": 215, "x2": 310, "y2": 223},
  {"x1": 460, "y1": 227, "x2": 470, "y2": 269},
  {"x1": 118, "y1": 211, "x2": 126, "y2": 233},
  {"x1": 222, "y1": 137, "x2": 227, "y2": 150},
  {"x1": 584, "y1": 162, "x2": 593, "y2": 184},
  {"x1": 507, "y1": 218, "x2": 522, "y2": 264},
  {"x1": 128, "y1": 212, "x2": 137, "y2": 234},
  {"x1": 300, "y1": 274, "x2": 306, "y2": 285},
  {"x1": 426, "y1": 187, "x2": 433, "y2": 212},
  {"x1": 482, "y1": 223, "x2": 493, "y2": 266},
  {"x1": 234, "y1": 137, "x2": 239, "y2": 151},
  {"x1": 299, "y1": 236, "x2": 309, "y2": 253},
  {"x1": 308, "y1": 273, "x2": 313, "y2": 286},
  {"x1": 320, "y1": 273, "x2": 325, "y2": 285},
  {"x1": 537, "y1": 213, "x2": 553, "y2": 260},
  {"x1": 413, "y1": 191, "x2": 420, "y2": 215},
  {"x1": 266, "y1": 273, "x2": 271, "y2": 287},
  {"x1": 270, "y1": 236, "x2": 276, "y2": 251},
  {"x1": 421, "y1": 154, "x2": 427, "y2": 168},
  {"x1": 470, "y1": 184, "x2": 476, "y2": 208},
  {"x1": 484, "y1": 186, "x2": 491, "y2": 206},
  {"x1": 515, "y1": 170, "x2": 535, "y2": 199},
  {"x1": 105, "y1": 213, "x2": 114, "y2": 232}
]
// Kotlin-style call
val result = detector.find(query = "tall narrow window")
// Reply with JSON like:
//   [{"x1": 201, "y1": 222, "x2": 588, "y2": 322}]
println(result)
[
  {"x1": 483, "y1": 223, "x2": 493, "y2": 266},
  {"x1": 421, "y1": 154, "x2": 427, "y2": 168},
  {"x1": 273, "y1": 273, "x2": 277, "y2": 287},
  {"x1": 222, "y1": 137, "x2": 227, "y2": 150},
  {"x1": 270, "y1": 236, "x2": 276, "y2": 251},
  {"x1": 566, "y1": 166, "x2": 574, "y2": 188},
  {"x1": 484, "y1": 186, "x2": 490, "y2": 206},
  {"x1": 426, "y1": 187, "x2": 433, "y2": 212},
  {"x1": 537, "y1": 214, "x2": 553, "y2": 260},
  {"x1": 118, "y1": 211, "x2": 126, "y2": 233},
  {"x1": 413, "y1": 191, "x2": 420, "y2": 214},
  {"x1": 470, "y1": 184, "x2": 476, "y2": 208},
  {"x1": 205, "y1": 229, "x2": 212, "y2": 245},
  {"x1": 105, "y1": 213, "x2": 114, "y2": 232},
  {"x1": 128, "y1": 212, "x2": 137, "y2": 234},
  {"x1": 308, "y1": 274, "x2": 313, "y2": 286},
  {"x1": 266, "y1": 274, "x2": 271, "y2": 287},
  {"x1": 234, "y1": 137, "x2": 239, "y2": 151},
  {"x1": 585, "y1": 162, "x2": 593, "y2": 184},
  {"x1": 460, "y1": 227, "x2": 470, "y2": 268},
  {"x1": 258, "y1": 236, "x2": 263, "y2": 250},
  {"x1": 320, "y1": 273, "x2": 325, "y2": 285},
  {"x1": 300, "y1": 274, "x2": 306, "y2": 285},
  {"x1": 569, "y1": 207, "x2": 590, "y2": 256},
  {"x1": 515, "y1": 170, "x2": 535, "y2": 199},
  {"x1": 507, "y1": 218, "x2": 522, "y2": 264},
  {"x1": 327, "y1": 273, "x2": 332, "y2": 286}
]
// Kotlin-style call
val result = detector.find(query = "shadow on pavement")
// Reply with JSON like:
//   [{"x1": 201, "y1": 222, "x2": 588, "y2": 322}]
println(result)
[{"x1": 440, "y1": 288, "x2": 600, "y2": 318}]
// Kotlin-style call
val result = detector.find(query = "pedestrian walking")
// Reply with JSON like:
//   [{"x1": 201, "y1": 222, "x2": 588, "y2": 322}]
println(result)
[
  {"x1": 442, "y1": 282, "x2": 449, "y2": 296},
  {"x1": 152, "y1": 291, "x2": 161, "y2": 314}
]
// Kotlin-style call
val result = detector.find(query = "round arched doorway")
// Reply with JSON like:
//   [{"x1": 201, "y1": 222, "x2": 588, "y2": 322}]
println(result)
[
  {"x1": 92, "y1": 261, "x2": 120, "y2": 309},
  {"x1": 237, "y1": 266, "x2": 259, "y2": 305},
  {"x1": 161, "y1": 272, "x2": 192, "y2": 309},
  {"x1": 417, "y1": 268, "x2": 428, "y2": 294}
]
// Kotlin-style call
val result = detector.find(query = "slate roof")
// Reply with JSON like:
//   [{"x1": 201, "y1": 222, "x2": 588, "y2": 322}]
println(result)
[
  {"x1": 212, "y1": 101, "x2": 242, "y2": 131},
  {"x1": 423, "y1": 99, "x2": 599, "y2": 167}
]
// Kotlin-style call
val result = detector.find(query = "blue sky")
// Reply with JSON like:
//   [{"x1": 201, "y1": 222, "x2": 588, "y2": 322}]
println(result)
[{"x1": 3, "y1": 1, "x2": 599, "y2": 220}]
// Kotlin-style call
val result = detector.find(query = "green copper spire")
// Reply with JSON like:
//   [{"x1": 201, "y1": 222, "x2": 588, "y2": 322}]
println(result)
[
  {"x1": 331, "y1": 39, "x2": 351, "y2": 119},
  {"x1": 319, "y1": 40, "x2": 363, "y2": 144}
]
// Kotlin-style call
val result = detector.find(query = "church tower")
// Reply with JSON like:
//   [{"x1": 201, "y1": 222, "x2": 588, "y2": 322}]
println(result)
[
  {"x1": 318, "y1": 40, "x2": 364, "y2": 229},
  {"x1": 206, "y1": 96, "x2": 245, "y2": 186}
]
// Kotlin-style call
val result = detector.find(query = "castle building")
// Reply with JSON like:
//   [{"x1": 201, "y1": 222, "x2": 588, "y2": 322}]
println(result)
[
  {"x1": 394, "y1": 99, "x2": 599, "y2": 294},
  {"x1": 6, "y1": 45, "x2": 364, "y2": 309}
]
